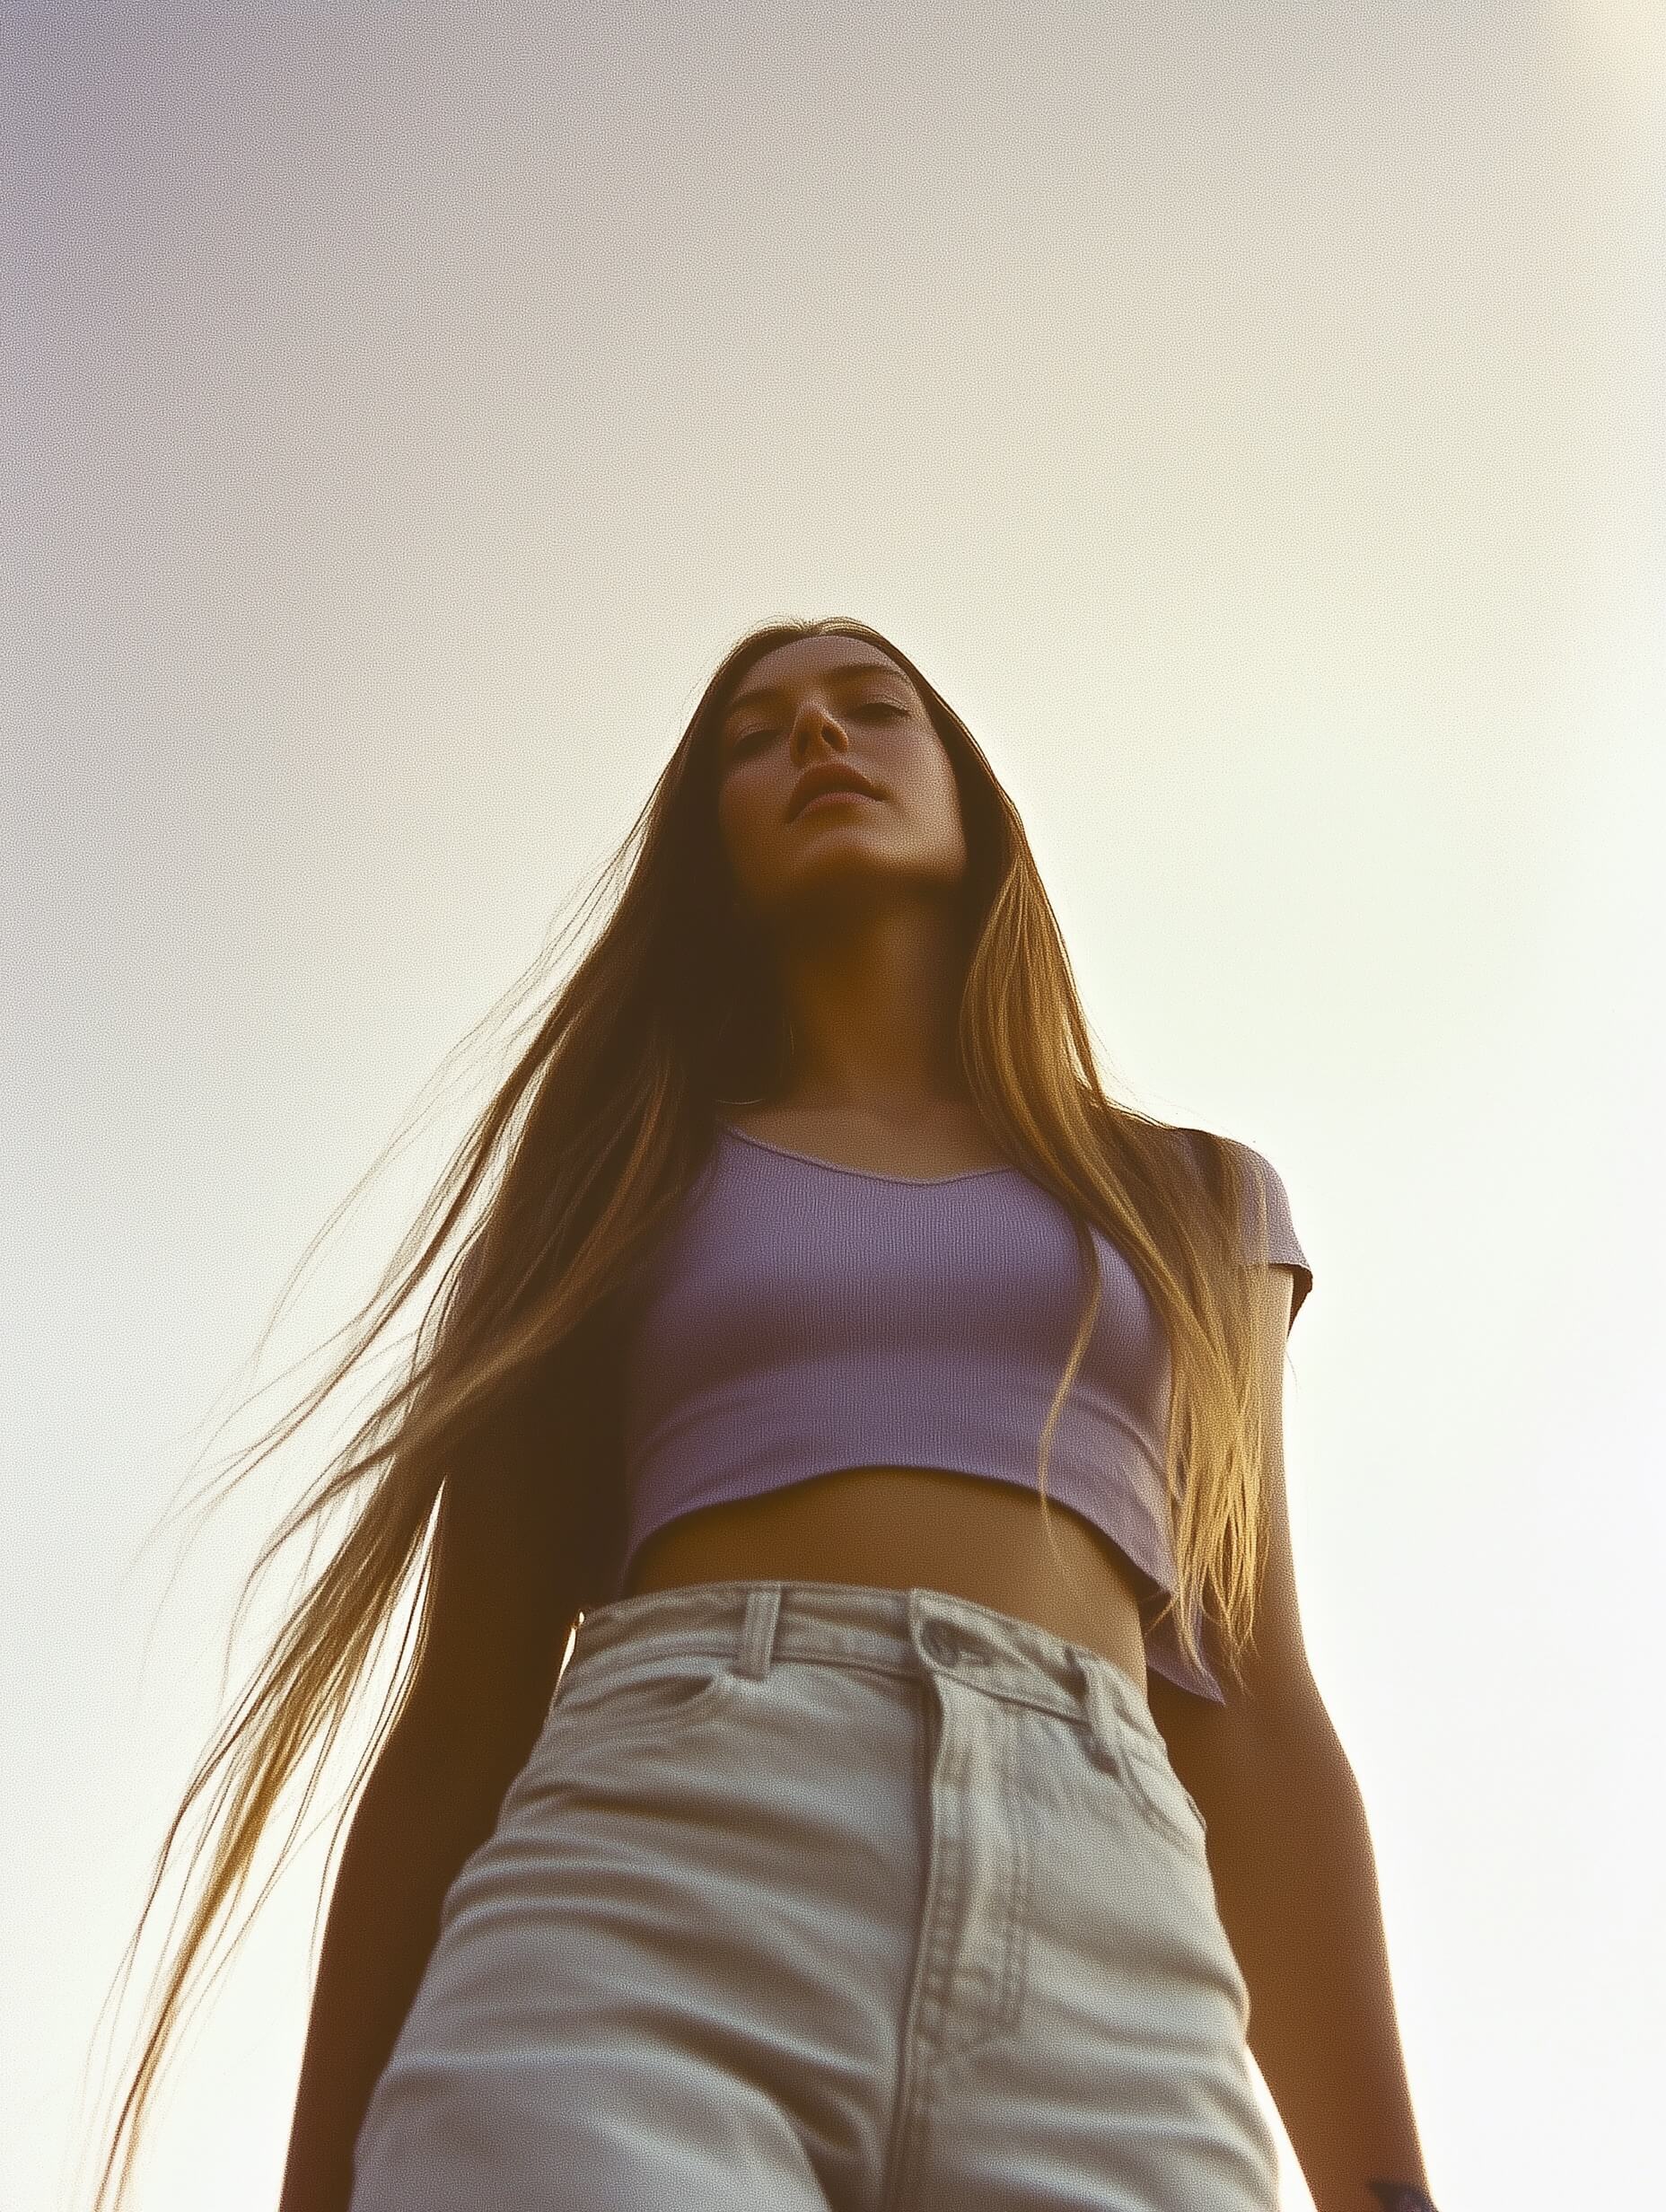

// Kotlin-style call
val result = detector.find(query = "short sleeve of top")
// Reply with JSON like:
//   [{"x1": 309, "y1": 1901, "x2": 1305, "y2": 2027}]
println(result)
[{"x1": 1179, "y1": 1128, "x2": 1313, "y2": 1332}]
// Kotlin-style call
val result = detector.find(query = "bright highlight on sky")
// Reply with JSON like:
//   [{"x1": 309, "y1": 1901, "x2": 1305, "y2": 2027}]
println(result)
[{"x1": 8, "y1": 7, "x2": 1662, "y2": 2209}]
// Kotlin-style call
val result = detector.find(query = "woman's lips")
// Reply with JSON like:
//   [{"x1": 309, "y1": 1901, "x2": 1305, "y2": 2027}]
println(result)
[{"x1": 795, "y1": 789, "x2": 877, "y2": 817}]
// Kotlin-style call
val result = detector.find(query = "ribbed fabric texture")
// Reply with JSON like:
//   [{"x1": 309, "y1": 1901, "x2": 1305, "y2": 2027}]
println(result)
[{"x1": 609, "y1": 1124, "x2": 1312, "y2": 1703}]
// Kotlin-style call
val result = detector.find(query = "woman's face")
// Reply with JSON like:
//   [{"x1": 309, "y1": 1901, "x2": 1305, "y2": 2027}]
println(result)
[{"x1": 713, "y1": 636, "x2": 970, "y2": 935}]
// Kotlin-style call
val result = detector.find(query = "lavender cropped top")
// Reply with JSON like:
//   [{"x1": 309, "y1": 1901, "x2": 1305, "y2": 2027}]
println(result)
[{"x1": 606, "y1": 1123, "x2": 1312, "y2": 1702}]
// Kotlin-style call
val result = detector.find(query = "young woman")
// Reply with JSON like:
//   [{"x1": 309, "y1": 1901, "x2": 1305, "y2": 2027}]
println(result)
[{"x1": 90, "y1": 619, "x2": 1438, "y2": 2212}]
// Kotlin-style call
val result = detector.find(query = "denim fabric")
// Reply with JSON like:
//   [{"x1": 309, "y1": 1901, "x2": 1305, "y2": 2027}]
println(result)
[{"x1": 352, "y1": 1579, "x2": 1282, "y2": 2211}]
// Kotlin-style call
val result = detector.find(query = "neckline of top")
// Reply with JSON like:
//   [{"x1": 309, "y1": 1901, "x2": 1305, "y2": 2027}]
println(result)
[{"x1": 718, "y1": 1121, "x2": 1022, "y2": 1187}]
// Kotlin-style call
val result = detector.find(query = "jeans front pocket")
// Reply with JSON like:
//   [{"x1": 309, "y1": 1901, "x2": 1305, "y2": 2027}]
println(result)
[
  {"x1": 545, "y1": 1643, "x2": 744, "y2": 1757},
  {"x1": 1117, "y1": 1736, "x2": 1211, "y2": 1861},
  {"x1": 491, "y1": 1645, "x2": 746, "y2": 1830}
]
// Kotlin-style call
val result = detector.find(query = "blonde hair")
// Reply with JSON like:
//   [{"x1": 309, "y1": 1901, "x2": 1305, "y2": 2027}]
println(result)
[{"x1": 84, "y1": 615, "x2": 1286, "y2": 2208}]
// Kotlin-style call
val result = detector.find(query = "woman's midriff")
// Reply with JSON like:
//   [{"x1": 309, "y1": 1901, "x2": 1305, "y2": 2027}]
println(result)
[{"x1": 618, "y1": 1464, "x2": 1154, "y2": 1708}]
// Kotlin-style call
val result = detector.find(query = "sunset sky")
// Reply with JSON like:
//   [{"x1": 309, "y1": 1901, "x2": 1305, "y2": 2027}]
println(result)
[{"x1": 8, "y1": 7, "x2": 1663, "y2": 2209}]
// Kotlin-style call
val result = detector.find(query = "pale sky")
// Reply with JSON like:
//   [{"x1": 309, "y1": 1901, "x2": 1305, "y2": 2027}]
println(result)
[{"x1": 7, "y1": 7, "x2": 1663, "y2": 2210}]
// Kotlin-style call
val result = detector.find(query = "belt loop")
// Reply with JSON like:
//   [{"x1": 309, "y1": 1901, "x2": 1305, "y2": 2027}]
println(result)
[
  {"x1": 1076, "y1": 1657, "x2": 1122, "y2": 1775},
  {"x1": 734, "y1": 1583, "x2": 782, "y2": 1681}
]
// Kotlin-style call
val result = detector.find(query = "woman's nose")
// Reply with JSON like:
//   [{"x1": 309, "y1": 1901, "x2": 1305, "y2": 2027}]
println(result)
[{"x1": 791, "y1": 709, "x2": 846, "y2": 759}]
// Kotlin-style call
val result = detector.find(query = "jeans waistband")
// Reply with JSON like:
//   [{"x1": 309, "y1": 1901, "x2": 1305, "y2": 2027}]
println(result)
[{"x1": 567, "y1": 1577, "x2": 1169, "y2": 1765}]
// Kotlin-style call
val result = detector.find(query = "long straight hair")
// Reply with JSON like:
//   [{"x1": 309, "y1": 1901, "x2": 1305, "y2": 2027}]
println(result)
[{"x1": 85, "y1": 615, "x2": 1287, "y2": 2209}]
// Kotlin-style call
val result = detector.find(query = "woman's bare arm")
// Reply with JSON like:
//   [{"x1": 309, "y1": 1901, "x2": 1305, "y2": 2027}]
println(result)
[
  {"x1": 275, "y1": 1707, "x2": 548, "y2": 2212},
  {"x1": 277, "y1": 1399, "x2": 589, "y2": 2211}
]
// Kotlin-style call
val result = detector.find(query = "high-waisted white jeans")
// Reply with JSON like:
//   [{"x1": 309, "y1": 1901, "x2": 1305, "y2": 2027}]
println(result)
[{"x1": 352, "y1": 1578, "x2": 1282, "y2": 2210}]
